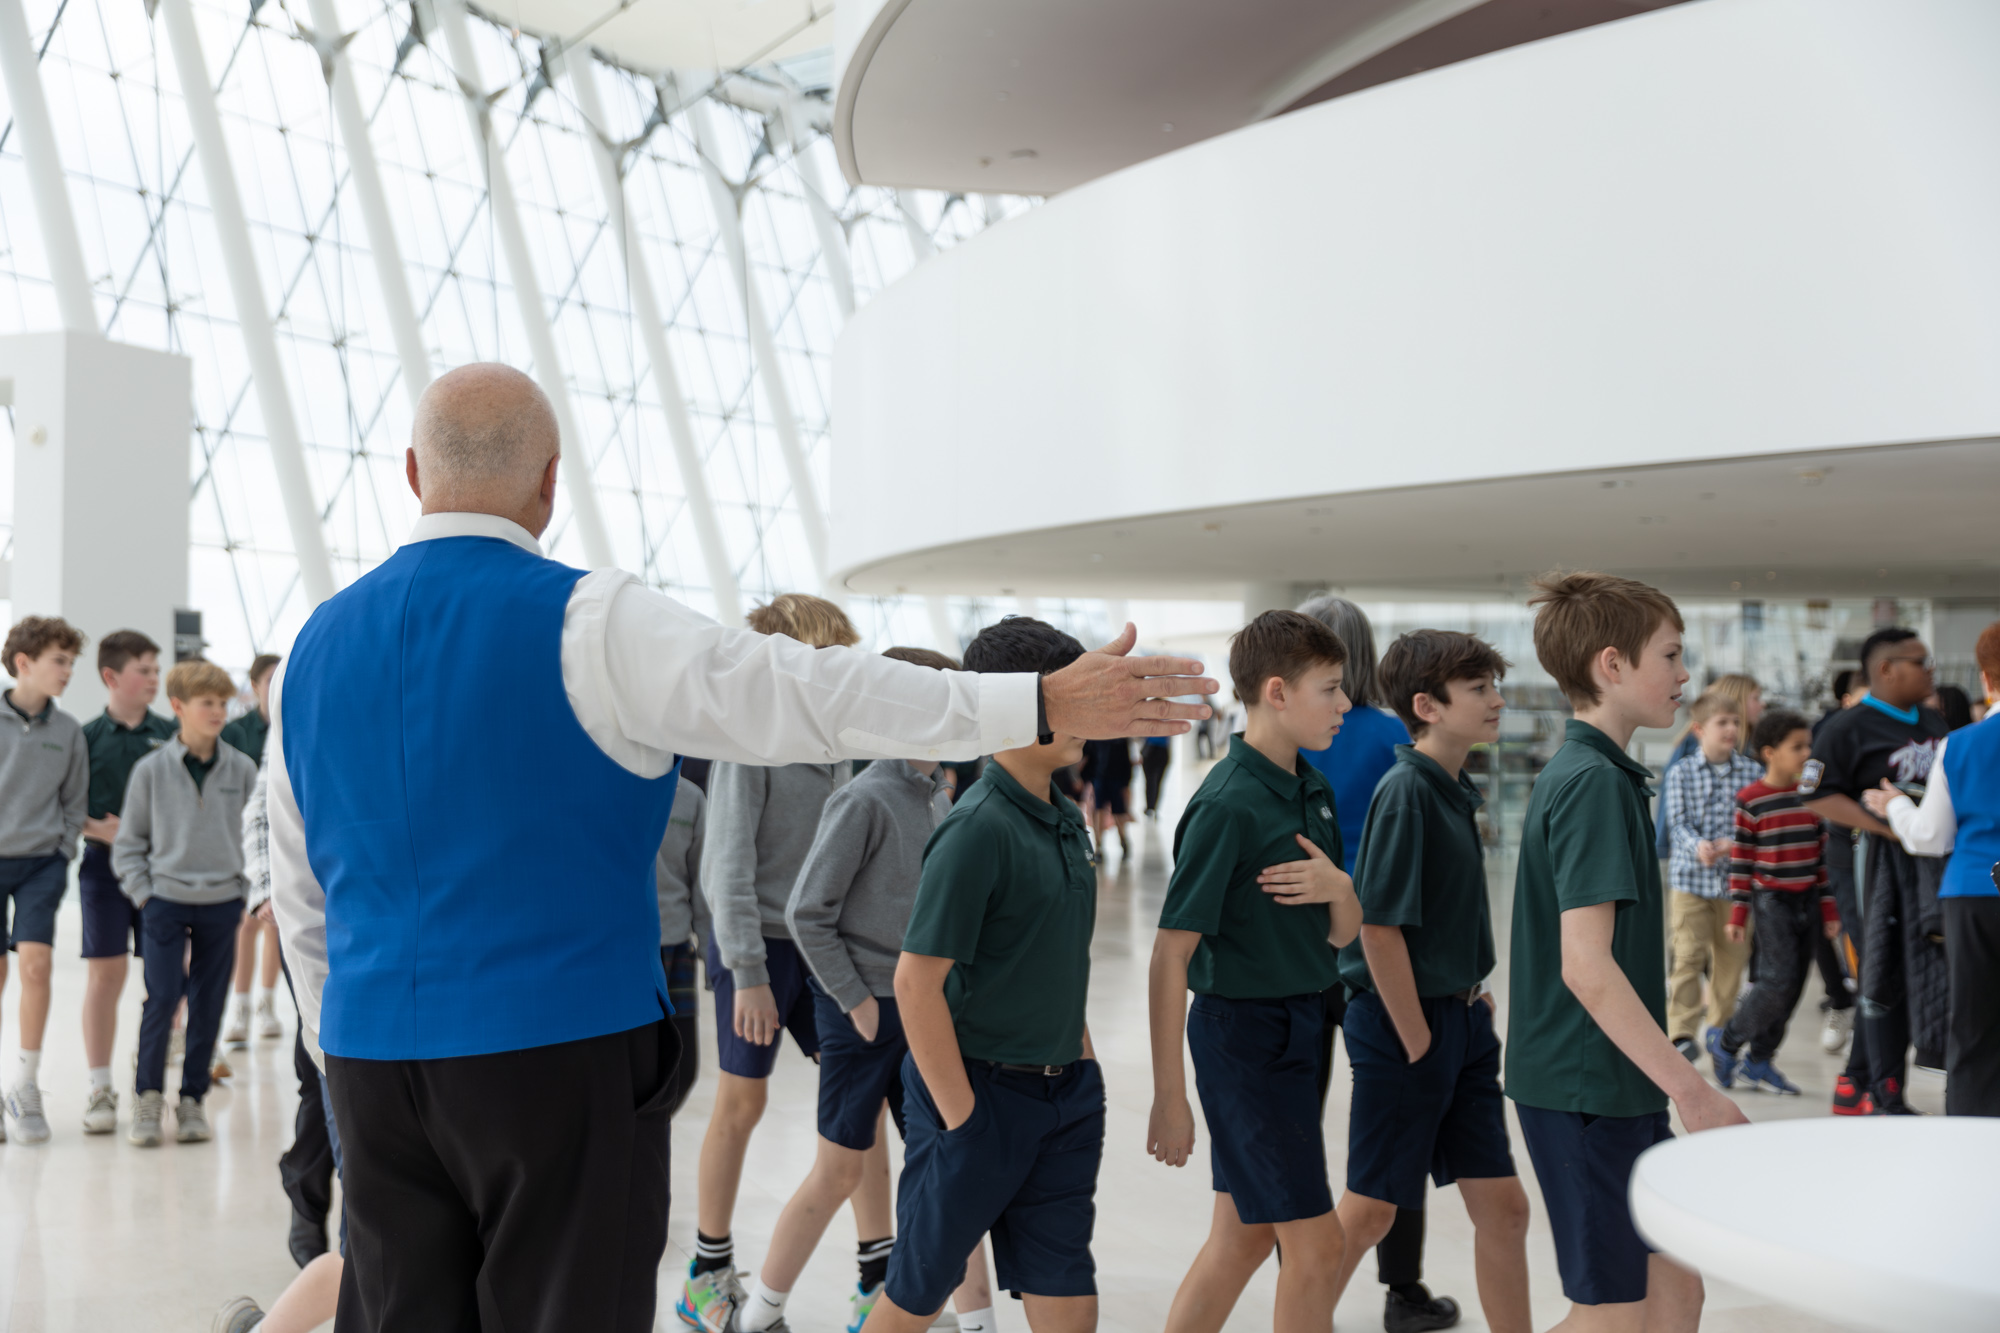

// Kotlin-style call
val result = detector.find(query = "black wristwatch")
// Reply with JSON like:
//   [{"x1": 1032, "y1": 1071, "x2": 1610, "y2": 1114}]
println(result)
[{"x1": 1036, "y1": 678, "x2": 1054, "y2": 746}]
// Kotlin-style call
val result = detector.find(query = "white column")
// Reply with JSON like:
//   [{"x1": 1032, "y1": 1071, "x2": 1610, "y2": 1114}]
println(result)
[
  {"x1": 926, "y1": 595, "x2": 958, "y2": 656},
  {"x1": 432, "y1": 0, "x2": 613, "y2": 569},
  {"x1": 566, "y1": 53, "x2": 741, "y2": 624},
  {"x1": 689, "y1": 99, "x2": 830, "y2": 582},
  {"x1": 0, "y1": 0, "x2": 94, "y2": 334},
  {"x1": 302, "y1": 0, "x2": 430, "y2": 412},
  {"x1": 158, "y1": 0, "x2": 336, "y2": 605},
  {"x1": 894, "y1": 189, "x2": 935, "y2": 262},
  {"x1": 785, "y1": 99, "x2": 855, "y2": 320}
]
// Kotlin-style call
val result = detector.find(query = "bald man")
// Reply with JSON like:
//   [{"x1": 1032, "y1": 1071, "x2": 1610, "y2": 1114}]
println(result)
[{"x1": 267, "y1": 364, "x2": 1217, "y2": 1333}]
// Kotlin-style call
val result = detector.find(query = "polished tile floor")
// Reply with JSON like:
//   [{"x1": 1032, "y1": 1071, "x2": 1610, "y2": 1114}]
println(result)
[{"x1": 0, "y1": 760, "x2": 1919, "y2": 1330}]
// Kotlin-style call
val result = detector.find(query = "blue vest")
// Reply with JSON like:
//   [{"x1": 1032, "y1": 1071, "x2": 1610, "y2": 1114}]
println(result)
[
  {"x1": 283, "y1": 536, "x2": 679, "y2": 1059},
  {"x1": 1940, "y1": 716, "x2": 2000, "y2": 899}
]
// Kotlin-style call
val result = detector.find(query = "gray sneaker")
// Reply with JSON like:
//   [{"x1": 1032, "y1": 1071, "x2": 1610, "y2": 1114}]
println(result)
[
  {"x1": 130, "y1": 1090, "x2": 165, "y2": 1147},
  {"x1": 82, "y1": 1085, "x2": 118, "y2": 1135},
  {"x1": 7, "y1": 1082, "x2": 50, "y2": 1144},
  {"x1": 212, "y1": 1295, "x2": 264, "y2": 1333},
  {"x1": 176, "y1": 1095, "x2": 213, "y2": 1143}
]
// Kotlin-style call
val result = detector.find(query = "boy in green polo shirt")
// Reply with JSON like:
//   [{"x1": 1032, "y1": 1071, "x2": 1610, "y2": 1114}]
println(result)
[
  {"x1": 1328, "y1": 629, "x2": 1530, "y2": 1333},
  {"x1": 1509, "y1": 573, "x2": 1746, "y2": 1331},
  {"x1": 1147, "y1": 610, "x2": 1363, "y2": 1333},
  {"x1": 863, "y1": 617, "x2": 1105, "y2": 1333}
]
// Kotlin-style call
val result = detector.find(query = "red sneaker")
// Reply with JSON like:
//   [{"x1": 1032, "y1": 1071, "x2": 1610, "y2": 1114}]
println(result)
[{"x1": 1832, "y1": 1074, "x2": 1870, "y2": 1116}]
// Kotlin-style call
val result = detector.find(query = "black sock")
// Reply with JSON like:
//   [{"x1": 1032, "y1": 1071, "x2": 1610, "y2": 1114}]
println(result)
[
  {"x1": 1391, "y1": 1283, "x2": 1432, "y2": 1304},
  {"x1": 858, "y1": 1235, "x2": 893, "y2": 1290},
  {"x1": 694, "y1": 1231, "x2": 733, "y2": 1278}
]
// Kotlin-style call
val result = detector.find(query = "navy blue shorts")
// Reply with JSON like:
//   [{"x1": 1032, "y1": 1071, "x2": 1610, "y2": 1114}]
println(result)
[
  {"x1": 888, "y1": 1055, "x2": 1105, "y2": 1314},
  {"x1": 1344, "y1": 990, "x2": 1516, "y2": 1209},
  {"x1": 78, "y1": 843, "x2": 143, "y2": 959},
  {"x1": 0, "y1": 854, "x2": 67, "y2": 950},
  {"x1": 811, "y1": 980, "x2": 907, "y2": 1151},
  {"x1": 1187, "y1": 992, "x2": 1333, "y2": 1223},
  {"x1": 707, "y1": 935, "x2": 820, "y2": 1078},
  {"x1": 1516, "y1": 1105, "x2": 1673, "y2": 1305}
]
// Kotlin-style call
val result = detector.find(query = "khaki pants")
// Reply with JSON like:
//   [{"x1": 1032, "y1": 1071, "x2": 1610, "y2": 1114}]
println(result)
[{"x1": 1667, "y1": 891, "x2": 1750, "y2": 1042}]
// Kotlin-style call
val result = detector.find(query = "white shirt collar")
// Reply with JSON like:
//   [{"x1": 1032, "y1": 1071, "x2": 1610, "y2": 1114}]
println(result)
[{"x1": 404, "y1": 511, "x2": 544, "y2": 557}]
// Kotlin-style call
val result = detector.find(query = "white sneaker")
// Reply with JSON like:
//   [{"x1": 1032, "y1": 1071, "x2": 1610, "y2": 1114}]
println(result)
[
  {"x1": 212, "y1": 1295, "x2": 265, "y2": 1333},
  {"x1": 7, "y1": 1083, "x2": 50, "y2": 1144},
  {"x1": 1822, "y1": 1007, "x2": 1854, "y2": 1055},
  {"x1": 176, "y1": 1095, "x2": 212, "y2": 1143},
  {"x1": 130, "y1": 1090, "x2": 165, "y2": 1147},
  {"x1": 256, "y1": 996, "x2": 283, "y2": 1040},
  {"x1": 82, "y1": 1086, "x2": 118, "y2": 1134},
  {"x1": 222, "y1": 1008, "x2": 250, "y2": 1050}
]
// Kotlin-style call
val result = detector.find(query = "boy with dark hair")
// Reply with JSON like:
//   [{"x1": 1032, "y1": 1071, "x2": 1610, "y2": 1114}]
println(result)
[
  {"x1": 1509, "y1": 573, "x2": 1744, "y2": 1333},
  {"x1": 114, "y1": 659, "x2": 258, "y2": 1147},
  {"x1": 0, "y1": 615, "x2": 88, "y2": 1145},
  {"x1": 1147, "y1": 610, "x2": 1363, "y2": 1333},
  {"x1": 861, "y1": 618, "x2": 1104, "y2": 1333},
  {"x1": 223, "y1": 653, "x2": 285, "y2": 1048},
  {"x1": 77, "y1": 628, "x2": 175, "y2": 1134},
  {"x1": 1326, "y1": 629, "x2": 1531, "y2": 1333},
  {"x1": 1662, "y1": 693, "x2": 1762, "y2": 1064},
  {"x1": 1708, "y1": 709, "x2": 1838, "y2": 1097},
  {"x1": 745, "y1": 647, "x2": 993, "y2": 1333},
  {"x1": 1803, "y1": 626, "x2": 1949, "y2": 1115}
]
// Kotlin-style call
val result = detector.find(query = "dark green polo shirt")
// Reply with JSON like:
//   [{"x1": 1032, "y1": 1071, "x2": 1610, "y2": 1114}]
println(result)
[
  {"x1": 1339, "y1": 745, "x2": 1495, "y2": 999},
  {"x1": 220, "y1": 709, "x2": 269, "y2": 768},
  {"x1": 80, "y1": 709, "x2": 177, "y2": 821},
  {"x1": 183, "y1": 746, "x2": 219, "y2": 794},
  {"x1": 1158, "y1": 734, "x2": 1344, "y2": 999},
  {"x1": 903, "y1": 759, "x2": 1098, "y2": 1067},
  {"x1": 1506, "y1": 720, "x2": 1669, "y2": 1118}
]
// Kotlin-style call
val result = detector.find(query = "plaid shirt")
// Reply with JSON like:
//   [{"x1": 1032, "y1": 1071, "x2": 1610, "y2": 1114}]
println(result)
[
  {"x1": 1663, "y1": 750, "x2": 1765, "y2": 899},
  {"x1": 241, "y1": 765, "x2": 271, "y2": 911}
]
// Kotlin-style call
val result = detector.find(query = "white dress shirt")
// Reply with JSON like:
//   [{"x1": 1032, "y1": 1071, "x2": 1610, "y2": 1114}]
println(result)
[
  {"x1": 1884, "y1": 734, "x2": 1957, "y2": 856},
  {"x1": 270, "y1": 511, "x2": 1039, "y2": 1062}
]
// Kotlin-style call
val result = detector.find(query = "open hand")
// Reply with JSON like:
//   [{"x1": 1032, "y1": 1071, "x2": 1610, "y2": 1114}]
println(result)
[
  {"x1": 734, "y1": 984, "x2": 780, "y2": 1046},
  {"x1": 1041, "y1": 624, "x2": 1219, "y2": 740},
  {"x1": 1258, "y1": 836, "x2": 1352, "y2": 906},
  {"x1": 1860, "y1": 779, "x2": 1901, "y2": 820},
  {"x1": 1148, "y1": 1096, "x2": 1196, "y2": 1167}
]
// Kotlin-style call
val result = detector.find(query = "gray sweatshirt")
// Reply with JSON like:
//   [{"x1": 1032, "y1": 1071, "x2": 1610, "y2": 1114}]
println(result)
[
  {"x1": 0, "y1": 693, "x2": 87, "y2": 860},
  {"x1": 656, "y1": 776, "x2": 709, "y2": 948},
  {"x1": 786, "y1": 760, "x2": 951, "y2": 1013},
  {"x1": 112, "y1": 738, "x2": 258, "y2": 906},
  {"x1": 702, "y1": 759, "x2": 850, "y2": 987}
]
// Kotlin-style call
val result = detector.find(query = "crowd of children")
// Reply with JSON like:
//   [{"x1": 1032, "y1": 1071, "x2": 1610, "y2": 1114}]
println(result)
[{"x1": 3, "y1": 570, "x2": 1992, "y2": 1333}]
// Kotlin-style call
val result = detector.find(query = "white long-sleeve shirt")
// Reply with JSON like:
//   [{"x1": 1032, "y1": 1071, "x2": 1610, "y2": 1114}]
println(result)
[
  {"x1": 1884, "y1": 734, "x2": 1957, "y2": 856},
  {"x1": 270, "y1": 511, "x2": 1040, "y2": 1063}
]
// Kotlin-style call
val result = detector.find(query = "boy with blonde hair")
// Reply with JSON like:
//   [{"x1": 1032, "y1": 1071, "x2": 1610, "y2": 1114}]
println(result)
[
  {"x1": 1508, "y1": 573, "x2": 1745, "y2": 1333},
  {"x1": 114, "y1": 659, "x2": 258, "y2": 1147},
  {"x1": 1662, "y1": 692, "x2": 1762, "y2": 1063}
]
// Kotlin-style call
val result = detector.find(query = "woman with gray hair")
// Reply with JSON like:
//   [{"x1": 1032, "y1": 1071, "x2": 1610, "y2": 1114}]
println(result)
[{"x1": 1294, "y1": 594, "x2": 1460, "y2": 1333}]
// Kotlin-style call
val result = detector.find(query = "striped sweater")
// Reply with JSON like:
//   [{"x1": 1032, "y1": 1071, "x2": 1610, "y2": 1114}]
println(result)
[{"x1": 1728, "y1": 779, "x2": 1837, "y2": 930}]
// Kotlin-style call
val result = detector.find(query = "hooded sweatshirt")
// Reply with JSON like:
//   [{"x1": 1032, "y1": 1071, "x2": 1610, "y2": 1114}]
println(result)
[
  {"x1": 112, "y1": 736, "x2": 257, "y2": 906},
  {"x1": 702, "y1": 759, "x2": 850, "y2": 987},
  {"x1": 0, "y1": 692, "x2": 87, "y2": 860},
  {"x1": 786, "y1": 759, "x2": 951, "y2": 1012}
]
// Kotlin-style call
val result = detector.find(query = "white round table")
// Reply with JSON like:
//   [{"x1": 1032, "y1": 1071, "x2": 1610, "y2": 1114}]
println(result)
[{"x1": 1631, "y1": 1117, "x2": 2000, "y2": 1332}]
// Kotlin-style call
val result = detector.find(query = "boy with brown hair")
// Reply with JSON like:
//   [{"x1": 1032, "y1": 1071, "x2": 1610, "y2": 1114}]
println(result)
[
  {"x1": 1662, "y1": 692, "x2": 1762, "y2": 1064},
  {"x1": 1507, "y1": 573, "x2": 1745, "y2": 1333},
  {"x1": 77, "y1": 629, "x2": 175, "y2": 1134},
  {"x1": 1329, "y1": 629, "x2": 1531, "y2": 1333},
  {"x1": 0, "y1": 616, "x2": 88, "y2": 1145},
  {"x1": 113, "y1": 659, "x2": 258, "y2": 1147},
  {"x1": 1148, "y1": 610, "x2": 1363, "y2": 1333}
]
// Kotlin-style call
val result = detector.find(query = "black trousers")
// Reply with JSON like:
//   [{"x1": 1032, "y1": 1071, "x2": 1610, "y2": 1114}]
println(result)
[
  {"x1": 279, "y1": 958, "x2": 335, "y2": 1264},
  {"x1": 1317, "y1": 987, "x2": 1425, "y2": 1286},
  {"x1": 1944, "y1": 898, "x2": 2000, "y2": 1117},
  {"x1": 1141, "y1": 745, "x2": 1171, "y2": 814},
  {"x1": 326, "y1": 1019, "x2": 681, "y2": 1333},
  {"x1": 1721, "y1": 893, "x2": 1817, "y2": 1061}
]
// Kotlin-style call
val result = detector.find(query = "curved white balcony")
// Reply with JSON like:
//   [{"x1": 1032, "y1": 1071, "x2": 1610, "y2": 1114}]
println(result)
[{"x1": 829, "y1": 0, "x2": 2000, "y2": 601}]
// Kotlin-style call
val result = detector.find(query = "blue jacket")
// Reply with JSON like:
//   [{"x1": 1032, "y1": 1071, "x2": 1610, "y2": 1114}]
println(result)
[
  {"x1": 1941, "y1": 716, "x2": 2000, "y2": 899},
  {"x1": 1300, "y1": 706, "x2": 1410, "y2": 872}
]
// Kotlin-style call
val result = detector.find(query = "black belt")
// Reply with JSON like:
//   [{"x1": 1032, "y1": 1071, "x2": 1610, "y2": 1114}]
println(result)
[
  {"x1": 1443, "y1": 986, "x2": 1484, "y2": 1006},
  {"x1": 987, "y1": 1061, "x2": 1070, "y2": 1077}
]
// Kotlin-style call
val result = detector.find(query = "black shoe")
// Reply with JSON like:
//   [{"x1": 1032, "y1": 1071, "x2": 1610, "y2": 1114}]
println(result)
[
  {"x1": 288, "y1": 1207, "x2": 329, "y2": 1269},
  {"x1": 1869, "y1": 1076, "x2": 1922, "y2": 1116},
  {"x1": 1385, "y1": 1285, "x2": 1460, "y2": 1333},
  {"x1": 1673, "y1": 1037, "x2": 1699, "y2": 1062}
]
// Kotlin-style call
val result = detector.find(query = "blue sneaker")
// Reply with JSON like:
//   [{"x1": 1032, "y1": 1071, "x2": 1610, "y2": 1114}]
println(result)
[
  {"x1": 847, "y1": 1280, "x2": 885, "y2": 1333},
  {"x1": 1704, "y1": 1027, "x2": 1738, "y2": 1088},
  {"x1": 1738, "y1": 1058, "x2": 1801, "y2": 1096}
]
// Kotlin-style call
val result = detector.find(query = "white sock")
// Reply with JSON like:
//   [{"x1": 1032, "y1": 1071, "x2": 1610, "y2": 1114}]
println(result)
[
  {"x1": 17, "y1": 1051, "x2": 40, "y2": 1087},
  {"x1": 955, "y1": 1306, "x2": 996, "y2": 1333},
  {"x1": 89, "y1": 1066, "x2": 112, "y2": 1091},
  {"x1": 740, "y1": 1279, "x2": 790, "y2": 1332},
  {"x1": 255, "y1": 986, "x2": 275, "y2": 1009},
  {"x1": 230, "y1": 992, "x2": 250, "y2": 1017}
]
